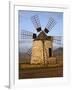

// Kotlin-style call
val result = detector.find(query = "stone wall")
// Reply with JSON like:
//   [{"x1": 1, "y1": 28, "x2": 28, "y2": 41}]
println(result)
[
  {"x1": 44, "y1": 40, "x2": 53, "y2": 64},
  {"x1": 31, "y1": 40, "x2": 56, "y2": 64},
  {"x1": 31, "y1": 40, "x2": 44, "y2": 64}
]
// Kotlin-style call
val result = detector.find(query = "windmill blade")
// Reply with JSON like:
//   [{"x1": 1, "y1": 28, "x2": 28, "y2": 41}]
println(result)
[
  {"x1": 31, "y1": 15, "x2": 41, "y2": 32},
  {"x1": 19, "y1": 30, "x2": 34, "y2": 44},
  {"x1": 20, "y1": 30, "x2": 33, "y2": 36},
  {"x1": 19, "y1": 30, "x2": 37, "y2": 43},
  {"x1": 53, "y1": 36, "x2": 63, "y2": 45},
  {"x1": 44, "y1": 17, "x2": 56, "y2": 33},
  {"x1": 53, "y1": 40, "x2": 62, "y2": 45},
  {"x1": 20, "y1": 34, "x2": 33, "y2": 39},
  {"x1": 27, "y1": 48, "x2": 32, "y2": 55},
  {"x1": 19, "y1": 30, "x2": 33, "y2": 40},
  {"x1": 53, "y1": 36, "x2": 62, "y2": 41}
]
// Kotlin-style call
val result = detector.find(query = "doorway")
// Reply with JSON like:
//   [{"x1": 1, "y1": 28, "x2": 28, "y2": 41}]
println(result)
[{"x1": 49, "y1": 48, "x2": 52, "y2": 57}]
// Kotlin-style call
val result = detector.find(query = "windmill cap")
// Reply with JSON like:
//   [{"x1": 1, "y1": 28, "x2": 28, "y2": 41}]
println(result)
[{"x1": 34, "y1": 31, "x2": 53, "y2": 40}]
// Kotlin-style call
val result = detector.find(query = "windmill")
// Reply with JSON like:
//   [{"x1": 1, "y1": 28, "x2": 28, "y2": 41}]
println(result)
[{"x1": 19, "y1": 15, "x2": 62, "y2": 65}]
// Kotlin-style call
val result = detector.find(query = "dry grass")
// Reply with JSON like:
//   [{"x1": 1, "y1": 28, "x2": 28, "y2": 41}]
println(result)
[
  {"x1": 19, "y1": 63, "x2": 63, "y2": 70},
  {"x1": 19, "y1": 64, "x2": 63, "y2": 79}
]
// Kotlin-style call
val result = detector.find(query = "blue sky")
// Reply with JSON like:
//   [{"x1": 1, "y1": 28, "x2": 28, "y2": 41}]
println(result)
[
  {"x1": 18, "y1": 10, "x2": 63, "y2": 52},
  {"x1": 19, "y1": 10, "x2": 63, "y2": 36}
]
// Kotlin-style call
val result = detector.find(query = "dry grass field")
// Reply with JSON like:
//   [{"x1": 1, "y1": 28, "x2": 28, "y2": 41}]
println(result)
[
  {"x1": 19, "y1": 48, "x2": 63, "y2": 79},
  {"x1": 19, "y1": 63, "x2": 63, "y2": 79}
]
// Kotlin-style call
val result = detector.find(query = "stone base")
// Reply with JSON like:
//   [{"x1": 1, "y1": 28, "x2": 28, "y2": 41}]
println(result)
[
  {"x1": 31, "y1": 41, "x2": 44, "y2": 64},
  {"x1": 47, "y1": 57, "x2": 56, "y2": 64}
]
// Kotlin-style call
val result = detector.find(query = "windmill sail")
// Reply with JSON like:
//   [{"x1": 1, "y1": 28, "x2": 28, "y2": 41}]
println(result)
[
  {"x1": 19, "y1": 30, "x2": 33, "y2": 39},
  {"x1": 53, "y1": 36, "x2": 63, "y2": 45},
  {"x1": 44, "y1": 17, "x2": 56, "y2": 33},
  {"x1": 31, "y1": 15, "x2": 41, "y2": 32},
  {"x1": 19, "y1": 30, "x2": 34, "y2": 43},
  {"x1": 19, "y1": 30, "x2": 33, "y2": 57}
]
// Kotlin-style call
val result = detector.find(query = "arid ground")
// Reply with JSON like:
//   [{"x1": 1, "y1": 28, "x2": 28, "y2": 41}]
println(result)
[
  {"x1": 19, "y1": 48, "x2": 63, "y2": 79},
  {"x1": 19, "y1": 63, "x2": 63, "y2": 79}
]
